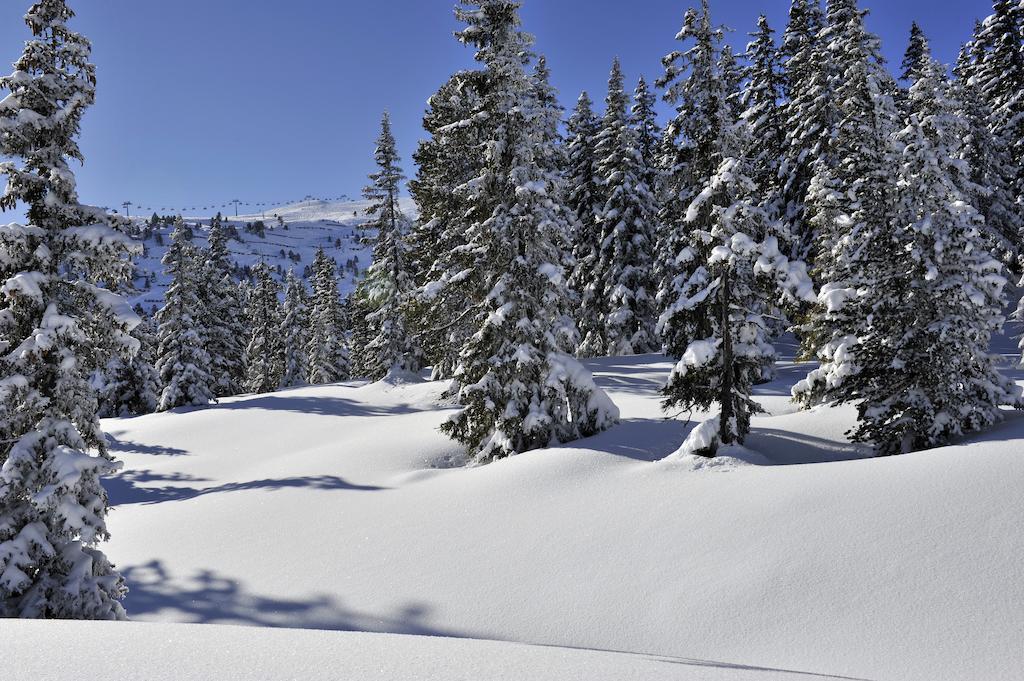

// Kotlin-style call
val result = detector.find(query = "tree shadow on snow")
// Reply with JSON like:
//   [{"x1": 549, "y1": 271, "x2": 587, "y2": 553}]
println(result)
[
  {"x1": 201, "y1": 394, "x2": 422, "y2": 418},
  {"x1": 583, "y1": 355, "x2": 672, "y2": 397},
  {"x1": 743, "y1": 429, "x2": 871, "y2": 465},
  {"x1": 106, "y1": 434, "x2": 190, "y2": 457},
  {"x1": 121, "y1": 560, "x2": 467, "y2": 637},
  {"x1": 105, "y1": 469, "x2": 386, "y2": 506},
  {"x1": 564, "y1": 417, "x2": 698, "y2": 463}
]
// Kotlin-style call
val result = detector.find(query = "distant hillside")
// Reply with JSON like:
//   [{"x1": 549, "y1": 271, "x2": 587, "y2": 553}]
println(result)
[{"x1": 127, "y1": 197, "x2": 416, "y2": 314}]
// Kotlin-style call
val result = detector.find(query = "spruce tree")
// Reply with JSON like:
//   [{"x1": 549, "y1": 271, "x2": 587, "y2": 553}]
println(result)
[
  {"x1": 564, "y1": 91, "x2": 603, "y2": 346},
  {"x1": 655, "y1": 0, "x2": 736, "y2": 350},
  {"x1": 582, "y1": 59, "x2": 659, "y2": 357},
  {"x1": 407, "y1": 70, "x2": 488, "y2": 379},
  {"x1": 901, "y1": 22, "x2": 930, "y2": 83},
  {"x1": 970, "y1": 1, "x2": 1024, "y2": 181},
  {"x1": 662, "y1": 120, "x2": 814, "y2": 456},
  {"x1": 958, "y1": 5, "x2": 1024, "y2": 270},
  {"x1": 201, "y1": 220, "x2": 246, "y2": 397},
  {"x1": 797, "y1": 50, "x2": 1023, "y2": 454},
  {"x1": 655, "y1": 0, "x2": 734, "y2": 321},
  {"x1": 796, "y1": 0, "x2": 902, "y2": 373},
  {"x1": 244, "y1": 263, "x2": 284, "y2": 394},
  {"x1": 953, "y1": 40, "x2": 1024, "y2": 269},
  {"x1": 356, "y1": 112, "x2": 421, "y2": 380},
  {"x1": 440, "y1": 1, "x2": 619, "y2": 462},
  {"x1": 280, "y1": 270, "x2": 311, "y2": 389},
  {"x1": 0, "y1": 0, "x2": 131, "y2": 619},
  {"x1": 740, "y1": 16, "x2": 786, "y2": 225},
  {"x1": 307, "y1": 249, "x2": 350, "y2": 385},
  {"x1": 630, "y1": 76, "x2": 662, "y2": 177},
  {"x1": 156, "y1": 218, "x2": 215, "y2": 411},
  {"x1": 778, "y1": 0, "x2": 835, "y2": 263},
  {"x1": 98, "y1": 309, "x2": 160, "y2": 417}
]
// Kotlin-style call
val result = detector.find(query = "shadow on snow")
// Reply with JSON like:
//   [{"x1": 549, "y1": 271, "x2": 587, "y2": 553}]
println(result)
[{"x1": 105, "y1": 470, "x2": 386, "y2": 506}]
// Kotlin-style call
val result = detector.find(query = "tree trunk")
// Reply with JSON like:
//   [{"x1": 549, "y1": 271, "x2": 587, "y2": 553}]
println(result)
[{"x1": 719, "y1": 266, "x2": 735, "y2": 449}]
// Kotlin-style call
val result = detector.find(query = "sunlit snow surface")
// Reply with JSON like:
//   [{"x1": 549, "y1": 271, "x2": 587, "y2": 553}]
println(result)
[{"x1": 12, "y1": 339, "x2": 1019, "y2": 680}]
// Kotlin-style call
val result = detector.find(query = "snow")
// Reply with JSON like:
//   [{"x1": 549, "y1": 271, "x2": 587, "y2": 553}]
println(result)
[
  {"x1": 0, "y1": 621, "x2": 852, "y2": 681},
  {"x1": 9, "y1": 343, "x2": 1009, "y2": 681}
]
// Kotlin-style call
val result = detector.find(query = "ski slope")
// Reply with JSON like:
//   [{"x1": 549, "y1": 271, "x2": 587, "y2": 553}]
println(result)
[{"x1": 15, "y1": 350, "x2": 1013, "y2": 681}]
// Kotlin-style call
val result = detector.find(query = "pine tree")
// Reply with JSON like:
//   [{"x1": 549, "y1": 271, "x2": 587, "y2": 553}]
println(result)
[
  {"x1": 970, "y1": 1, "x2": 1024, "y2": 183},
  {"x1": 280, "y1": 270, "x2": 311, "y2": 389},
  {"x1": 355, "y1": 113, "x2": 421, "y2": 380},
  {"x1": 778, "y1": 0, "x2": 836, "y2": 263},
  {"x1": 797, "y1": 50, "x2": 1023, "y2": 455},
  {"x1": 655, "y1": 0, "x2": 735, "y2": 321},
  {"x1": 901, "y1": 22, "x2": 930, "y2": 83},
  {"x1": 630, "y1": 76, "x2": 662, "y2": 177},
  {"x1": 655, "y1": 0, "x2": 737, "y2": 351},
  {"x1": 958, "y1": 5, "x2": 1024, "y2": 270},
  {"x1": 581, "y1": 59, "x2": 659, "y2": 357},
  {"x1": 244, "y1": 263, "x2": 283, "y2": 394},
  {"x1": 440, "y1": 1, "x2": 619, "y2": 463},
  {"x1": 953, "y1": 40, "x2": 1024, "y2": 269},
  {"x1": 408, "y1": 70, "x2": 488, "y2": 378},
  {"x1": 740, "y1": 16, "x2": 786, "y2": 225},
  {"x1": 307, "y1": 249, "x2": 350, "y2": 384},
  {"x1": 98, "y1": 309, "x2": 160, "y2": 417},
  {"x1": 796, "y1": 0, "x2": 903, "y2": 378},
  {"x1": 201, "y1": 220, "x2": 245, "y2": 397},
  {"x1": 564, "y1": 91, "x2": 603, "y2": 345},
  {"x1": 156, "y1": 218, "x2": 215, "y2": 411},
  {"x1": 661, "y1": 121, "x2": 815, "y2": 456},
  {"x1": 0, "y1": 0, "x2": 132, "y2": 619}
]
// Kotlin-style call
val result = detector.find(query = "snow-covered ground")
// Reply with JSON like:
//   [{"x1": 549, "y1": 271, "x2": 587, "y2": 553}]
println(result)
[
  {"x1": 1, "y1": 621, "x2": 856, "y2": 681},
  {"x1": 7, "y1": 346, "x2": 1023, "y2": 680}
]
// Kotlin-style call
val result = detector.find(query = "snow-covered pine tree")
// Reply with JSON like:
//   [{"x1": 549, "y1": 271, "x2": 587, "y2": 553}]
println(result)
[
  {"x1": 0, "y1": 0, "x2": 134, "y2": 619},
  {"x1": 356, "y1": 112, "x2": 421, "y2": 380},
  {"x1": 740, "y1": 16, "x2": 786, "y2": 225},
  {"x1": 795, "y1": 0, "x2": 903, "y2": 369},
  {"x1": 583, "y1": 58, "x2": 659, "y2": 357},
  {"x1": 661, "y1": 120, "x2": 814, "y2": 457},
  {"x1": 156, "y1": 218, "x2": 215, "y2": 411},
  {"x1": 655, "y1": 0, "x2": 737, "y2": 350},
  {"x1": 98, "y1": 309, "x2": 160, "y2": 417},
  {"x1": 564, "y1": 91, "x2": 604, "y2": 349},
  {"x1": 953, "y1": 39, "x2": 1024, "y2": 269},
  {"x1": 969, "y1": 2, "x2": 1024, "y2": 194},
  {"x1": 654, "y1": 0, "x2": 735, "y2": 321},
  {"x1": 201, "y1": 220, "x2": 246, "y2": 397},
  {"x1": 631, "y1": 76, "x2": 662, "y2": 177},
  {"x1": 408, "y1": 70, "x2": 488, "y2": 379},
  {"x1": 306, "y1": 249, "x2": 350, "y2": 384},
  {"x1": 777, "y1": 0, "x2": 837, "y2": 264},
  {"x1": 797, "y1": 49, "x2": 1023, "y2": 455},
  {"x1": 441, "y1": 0, "x2": 619, "y2": 462},
  {"x1": 901, "y1": 22, "x2": 930, "y2": 83},
  {"x1": 244, "y1": 263, "x2": 284, "y2": 394},
  {"x1": 279, "y1": 269, "x2": 310, "y2": 388}
]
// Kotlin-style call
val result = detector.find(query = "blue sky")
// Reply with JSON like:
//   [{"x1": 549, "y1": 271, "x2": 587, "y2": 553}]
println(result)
[{"x1": 0, "y1": 0, "x2": 997, "y2": 216}]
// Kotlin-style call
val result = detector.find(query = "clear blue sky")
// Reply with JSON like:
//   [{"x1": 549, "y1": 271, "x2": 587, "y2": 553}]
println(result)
[{"x1": 0, "y1": 0, "x2": 996, "y2": 216}]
